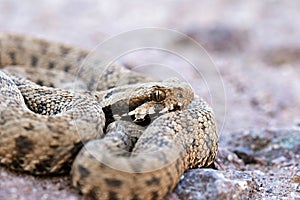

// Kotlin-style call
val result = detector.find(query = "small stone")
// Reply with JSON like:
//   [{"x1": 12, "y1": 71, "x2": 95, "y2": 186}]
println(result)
[
  {"x1": 172, "y1": 169, "x2": 258, "y2": 200},
  {"x1": 292, "y1": 168, "x2": 300, "y2": 183},
  {"x1": 296, "y1": 184, "x2": 300, "y2": 192},
  {"x1": 9, "y1": 188, "x2": 17, "y2": 194},
  {"x1": 233, "y1": 146, "x2": 256, "y2": 164},
  {"x1": 271, "y1": 156, "x2": 287, "y2": 165},
  {"x1": 265, "y1": 188, "x2": 273, "y2": 193},
  {"x1": 214, "y1": 148, "x2": 244, "y2": 170}
]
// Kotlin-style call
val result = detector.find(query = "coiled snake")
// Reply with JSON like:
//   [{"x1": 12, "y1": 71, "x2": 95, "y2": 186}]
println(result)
[{"x1": 0, "y1": 33, "x2": 218, "y2": 200}]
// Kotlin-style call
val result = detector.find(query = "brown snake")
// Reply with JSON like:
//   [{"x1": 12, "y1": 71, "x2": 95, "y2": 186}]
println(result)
[{"x1": 0, "y1": 33, "x2": 218, "y2": 200}]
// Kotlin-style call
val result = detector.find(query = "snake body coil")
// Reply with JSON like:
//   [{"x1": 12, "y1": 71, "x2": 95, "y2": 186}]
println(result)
[{"x1": 0, "y1": 33, "x2": 218, "y2": 200}]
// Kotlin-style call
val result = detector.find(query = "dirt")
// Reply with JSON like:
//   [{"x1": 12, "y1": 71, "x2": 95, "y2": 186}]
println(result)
[{"x1": 0, "y1": 0, "x2": 299, "y2": 199}]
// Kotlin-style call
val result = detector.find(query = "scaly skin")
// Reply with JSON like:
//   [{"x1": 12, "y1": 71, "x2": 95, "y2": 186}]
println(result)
[
  {"x1": 72, "y1": 97, "x2": 218, "y2": 200},
  {"x1": 0, "y1": 33, "x2": 218, "y2": 200}
]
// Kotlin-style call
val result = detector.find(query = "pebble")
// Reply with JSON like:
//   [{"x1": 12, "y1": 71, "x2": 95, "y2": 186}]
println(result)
[
  {"x1": 293, "y1": 167, "x2": 300, "y2": 183},
  {"x1": 171, "y1": 169, "x2": 258, "y2": 200}
]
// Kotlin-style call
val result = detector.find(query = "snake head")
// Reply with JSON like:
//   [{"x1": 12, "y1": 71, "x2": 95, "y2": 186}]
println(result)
[{"x1": 127, "y1": 78, "x2": 194, "y2": 122}]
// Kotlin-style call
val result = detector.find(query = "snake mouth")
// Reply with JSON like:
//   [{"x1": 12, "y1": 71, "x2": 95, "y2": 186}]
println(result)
[
  {"x1": 126, "y1": 101, "x2": 184, "y2": 126},
  {"x1": 158, "y1": 102, "x2": 183, "y2": 114}
]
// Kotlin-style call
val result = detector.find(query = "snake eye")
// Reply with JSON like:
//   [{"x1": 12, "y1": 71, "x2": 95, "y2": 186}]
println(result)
[{"x1": 152, "y1": 89, "x2": 166, "y2": 102}]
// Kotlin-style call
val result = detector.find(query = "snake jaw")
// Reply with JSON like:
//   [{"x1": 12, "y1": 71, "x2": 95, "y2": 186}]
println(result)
[
  {"x1": 129, "y1": 101, "x2": 183, "y2": 122},
  {"x1": 128, "y1": 93, "x2": 192, "y2": 122},
  {"x1": 159, "y1": 102, "x2": 182, "y2": 114},
  {"x1": 127, "y1": 101, "x2": 172, "y2": 122},
  {"x1": 128, "y1": 103, "x2": 159, "y2": 122},
  {"x1": 148, "y1": 107, "x2": 156, "y2": 115},
  {"x1": 159, "y1": 107, "x2": 169, "y2": 114},
  {"x1": 177, "y1": 102, "x2": 183, "y2": 108}
]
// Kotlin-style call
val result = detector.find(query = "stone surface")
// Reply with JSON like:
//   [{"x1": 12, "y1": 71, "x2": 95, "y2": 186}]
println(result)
[
  {"x1": 228, "y1": 128, "x2": 300, "y2": 167},
  {"x1": 218, "y1": 128, "x2": 300, "y2": 199},
  {"x1": 0, "y1": 168, "x2": 82, "y2": 200},
  {"x1": 214, "y1": 148, "x2": 245, "y2": 170},
  {"x1": 171, "y1": 169, "x2": 258, "y2": 200}
]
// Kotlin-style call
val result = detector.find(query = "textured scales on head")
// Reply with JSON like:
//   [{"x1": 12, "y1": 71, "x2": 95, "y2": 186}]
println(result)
[{"x1": 127, "y1": 78, "x2": 194, "y2": 121}]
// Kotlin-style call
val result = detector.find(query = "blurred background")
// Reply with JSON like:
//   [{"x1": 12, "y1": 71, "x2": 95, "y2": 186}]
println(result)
[
  {"x1": 0, "y1": 1, "x2": 300, "y2": 199},
  {"x1": 1, "y1": 0, "x2": 300, "y2": 137}
]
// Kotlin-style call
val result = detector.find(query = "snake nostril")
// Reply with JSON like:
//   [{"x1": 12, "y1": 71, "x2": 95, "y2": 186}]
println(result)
[{"x1": 177, "y1": 93, "x2": 183, "y2": 98}]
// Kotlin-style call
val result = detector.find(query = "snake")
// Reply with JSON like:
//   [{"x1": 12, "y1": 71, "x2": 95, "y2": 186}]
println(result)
[{"x1": 0, "y1": 32, "x2": 218, "y2": 200}]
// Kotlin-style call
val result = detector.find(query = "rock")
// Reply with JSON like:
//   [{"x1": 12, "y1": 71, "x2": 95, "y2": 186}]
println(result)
[
  {"x1": 214, "y1": 148, "x2": 245, "y2": 170},
  {"x1": 227, "y1": 128, "x2": 300, "y2": 166},
  {"x1": 232, "y1": 146, "x2": 256, "y2": 164},
  {"x1": 227, "y1": 129, "x2": 271, "y2": 152},
  {"x1": 293, "y1": 167, "x2": 300, "y2": 183},
  {"x1": 171, "y1": 169, "x2": 258, "y2": 200},
  {"x1": 222, "y1": 128, "x2": 300, "y2": 199}
]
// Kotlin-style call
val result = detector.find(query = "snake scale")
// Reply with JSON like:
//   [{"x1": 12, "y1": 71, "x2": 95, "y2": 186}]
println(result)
[{"x1": 0, "y1": 32, "x2": 218, "y2": 200}]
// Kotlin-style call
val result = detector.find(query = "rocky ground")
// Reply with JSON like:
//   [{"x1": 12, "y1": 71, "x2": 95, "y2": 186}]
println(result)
[{"x1": 0, "y1": 1, "x2": 300, "y2": 199}]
